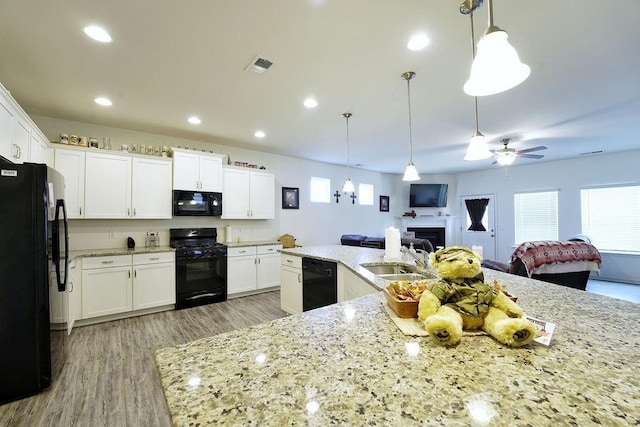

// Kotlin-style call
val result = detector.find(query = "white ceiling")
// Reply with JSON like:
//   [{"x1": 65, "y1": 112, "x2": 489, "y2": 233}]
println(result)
[{"x1": 1, "y1": 0, "x2": 639, "y2": 175}]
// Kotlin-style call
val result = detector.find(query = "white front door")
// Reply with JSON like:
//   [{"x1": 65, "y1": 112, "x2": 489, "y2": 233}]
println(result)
[{"x1": 460, "y1": 194, "x2": 496, "y2": 261}]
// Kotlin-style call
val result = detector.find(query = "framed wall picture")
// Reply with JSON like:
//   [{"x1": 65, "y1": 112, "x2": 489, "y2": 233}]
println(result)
[
  {"x1": 282, "y1": 187, "x2": 299, "y2": 209},
  {"x1": 379, "y1": 195, "x2": 389, "y2": 212}
]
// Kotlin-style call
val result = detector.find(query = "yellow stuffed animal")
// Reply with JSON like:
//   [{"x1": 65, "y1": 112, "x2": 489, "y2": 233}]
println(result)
[{"x1": 417, "y1": 246, "x2": 536, "y2": 347}]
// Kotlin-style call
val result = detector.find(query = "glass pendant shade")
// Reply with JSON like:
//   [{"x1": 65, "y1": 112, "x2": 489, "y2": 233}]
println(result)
[
  {"x1": 464, "y1": 29, "x2": 530, "y2": 96},
  {"x1": 496, "y1": 152, "x2": 516, "y2": 166},
  {"x1": 342, "y1": 178, "x2": 355, "y2": 193},
  {"x1": 464, "y1": 131, "x2": 492, "y2": 160},
  {"x1": 402, "y1": 163, "x2": 420, "y2": 181}
]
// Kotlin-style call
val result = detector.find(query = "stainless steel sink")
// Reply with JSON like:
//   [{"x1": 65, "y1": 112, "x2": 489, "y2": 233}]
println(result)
[
  {"x1": 375, "y1": 273, "x2": 427, "y2": 282},
  {"x1": 360, "y1": 263, "x2": 419, "y2": 275}
]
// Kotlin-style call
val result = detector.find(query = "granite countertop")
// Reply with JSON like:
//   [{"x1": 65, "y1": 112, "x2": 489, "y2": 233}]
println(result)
[
  {"x1": 155, "y1": 245, "x2": 640, "y2": 426},
  {"x1": 68, "y1": 245, "x2": 175, "y2": 261},
  {"x1": 225, "y1": 240, "x2": 282, "y2": 248},
  {"x1": 280, "y1": 245, "x2": 437, "y2": 289}
]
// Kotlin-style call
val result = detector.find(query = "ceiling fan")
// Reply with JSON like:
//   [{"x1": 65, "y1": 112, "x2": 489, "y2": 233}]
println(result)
[{"x1": 492, "y1": 138, "x2": 547, "y2": 166}]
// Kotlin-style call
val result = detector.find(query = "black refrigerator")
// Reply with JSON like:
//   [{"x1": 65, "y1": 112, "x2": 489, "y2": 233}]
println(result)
[{"x1": 0, "y1": 161, "x2": 68, "y2": 404}]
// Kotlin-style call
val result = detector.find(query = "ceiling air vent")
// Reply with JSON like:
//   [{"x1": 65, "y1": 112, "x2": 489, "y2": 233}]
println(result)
[{"x1": 244, "y1": 55, "x2": 274, "y2": 74}]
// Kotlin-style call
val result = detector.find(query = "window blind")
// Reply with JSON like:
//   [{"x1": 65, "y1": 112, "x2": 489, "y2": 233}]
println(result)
[
  {"x1": 514, "y1": 191, "x2": 559, "y2": 243},
  {"x1": 310, "y1": 177, "x2": 330, "y2": 203},
  {"x1": 581, "y1": 185, "x2": 640, "y2": 252},
  {"x1": 358, "y1": 183, "x2": 374, "y2": 205}
]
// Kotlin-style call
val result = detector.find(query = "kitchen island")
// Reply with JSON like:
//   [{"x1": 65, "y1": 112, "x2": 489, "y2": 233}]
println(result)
[{"x1": 155, "y1": 245, "x2": 639, "y2": 426}]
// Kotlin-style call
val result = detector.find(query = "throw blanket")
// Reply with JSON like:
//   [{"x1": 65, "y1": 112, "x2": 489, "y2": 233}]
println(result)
[{"x1": 510, "y1": 240, "x2": 602, "y2": 277}]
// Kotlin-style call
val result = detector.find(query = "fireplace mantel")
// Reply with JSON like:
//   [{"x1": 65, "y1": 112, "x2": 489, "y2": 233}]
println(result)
[{"x1": 401, "y1": 216, "x2": 455, "y2": 248}]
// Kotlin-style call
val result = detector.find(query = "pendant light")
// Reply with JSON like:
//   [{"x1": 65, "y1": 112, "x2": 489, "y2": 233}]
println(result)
[
  {"x1": 341, "y1": 112, "x2": 355, "y2": 193},
  {"x1": 401, "y1": 72, "x2": 420, "y2": 182},
  {"x1": 463, "y1": 0, "x2": 530, "y2": 96},
  {"x1": 464, "y1": 11, "x2": 492, "y2": 161}
]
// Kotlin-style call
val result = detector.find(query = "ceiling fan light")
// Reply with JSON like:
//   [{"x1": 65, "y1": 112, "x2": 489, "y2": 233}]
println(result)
[
  {"x1": 496, "y1": 152, "x2": 516, "y2": 166},
  {"x1": 402, "y1": 163, "x2": 420, "y2": 181},
  {"x1": 342, "y1": 178, "x2": 355, "y2": 193},
  {"x1": 464, "y1": 29, "x2": 530, "y2": 96},
  {"x1": 465, "y1": 131, "x2": 492, "y2": 160}
]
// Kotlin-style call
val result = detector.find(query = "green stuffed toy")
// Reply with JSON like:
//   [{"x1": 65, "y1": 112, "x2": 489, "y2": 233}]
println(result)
[{"x1": 417, "y1": 246, "x2": 536, "y2": 347}]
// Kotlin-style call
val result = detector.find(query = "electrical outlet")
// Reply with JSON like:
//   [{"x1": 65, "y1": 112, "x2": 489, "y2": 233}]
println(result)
[{"x1": 108, "y1": 230, "x2": 115, "y2": 239}]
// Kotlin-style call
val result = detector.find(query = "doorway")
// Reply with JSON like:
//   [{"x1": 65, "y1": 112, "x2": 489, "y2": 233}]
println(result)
[{"x1": 460, "y1": 194, "x2": 496, "y2": 261}]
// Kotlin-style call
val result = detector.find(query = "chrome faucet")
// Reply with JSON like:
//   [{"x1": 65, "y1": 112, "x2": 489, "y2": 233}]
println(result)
[{"x1": 400, "y1": 246, "x2": 430, "y2": 268}]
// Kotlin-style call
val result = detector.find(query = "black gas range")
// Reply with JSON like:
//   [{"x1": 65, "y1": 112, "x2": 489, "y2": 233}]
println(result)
[{"x1": 170, "y1": 228, "x2": 227, "y2": 309}]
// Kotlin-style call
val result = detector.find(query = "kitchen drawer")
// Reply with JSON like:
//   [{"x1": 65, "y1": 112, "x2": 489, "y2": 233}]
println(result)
[
  {"x1": 83, "y1": 254, "x2": 131, "y2": 269},
  {"x1": 281, "y1": 253, "x2": 301, "y2": 269},
  {"x1": 258, "y1": 244, "x2": 282, "y2": 255},
  {"x1": 133, "y1": 251, "x2": 175, "y2": 265},
  {"x1": 228, "y1": 246, "x2": 257, "y2": 257}
]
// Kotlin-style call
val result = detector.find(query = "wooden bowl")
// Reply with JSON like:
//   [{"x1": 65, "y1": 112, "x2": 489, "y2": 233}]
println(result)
[{"x1": 383, "y1": 287, "x2": 419, "y2": 318}]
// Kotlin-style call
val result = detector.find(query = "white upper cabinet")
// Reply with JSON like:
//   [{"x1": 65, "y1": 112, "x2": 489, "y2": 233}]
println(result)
[
  {"x1": 84, "y1": 152, "x2": 132, "y2": 218},
  {"x1": 0, "y1": 100, "x2": 13, "y2": 160},
  {"x1": 250, "y1": 171, "x2": 275, "y2": 219},
  {"x1": 131, "y1": 157, "x2": 172, "y2": 218},
  {"x1": 1, "y1": 82, "x2": 50, "y2": 164},
  {"x1": 172, "y1": 147, "x2": 223, "y2": 192},
  {"x1": 222, "y1": 167, "x2": 275, "y2": 219},
  {"x1": 54, "y1": 149, "x2": 86, "y2": 218},
  {"x1": 11, "y1": 118, "x2": 29, "y2": 163},
  {"x1": 56, "y1": 148, "x2": 172, "y2": 220}
]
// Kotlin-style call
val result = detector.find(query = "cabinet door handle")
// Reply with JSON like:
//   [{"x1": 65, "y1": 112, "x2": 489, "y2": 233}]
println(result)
[
  {"x1": 286, "y1": 259, "x2": 293, "y2": 264},
  {"x1": 297, "y1": 273, "x2": 301, "y2": 283},
  {"x1": 127, "y1": 208, "x2": 131, "y2": 216},
  {"x1": 134, "y1": 270, "x2": 137, "y2": 278},
  {"x1": 128, "y1": 270, "x2": 131, "y2": 278},
  {"x1": 102, "y1": 260, "x2": 114, "y2": 264},
  {"x1": 133, "y1": 208, "x2": 136, "y2": 216},
  {"x1": 149, "y1": 257, "x2": 159, "y2": 261},
  {"x1": 69, "y1": 281, "x2": 74, "y2": 292},
  {"x1": 79, "y1": 207, "x2": 82, "y2": 216}
]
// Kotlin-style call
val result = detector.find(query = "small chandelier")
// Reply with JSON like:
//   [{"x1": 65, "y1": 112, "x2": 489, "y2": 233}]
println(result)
[
  {"x1": 464, "y1": 11, "x2": 492, "y2": 160},
  {"x1": 341, "y1": 112, "x2": 355, "y2": 193},
  {"x1": 401, "y1": 72, "x2": 420, "y2": 182},
  {"x1": 463, "y1": 0, "x2": 530, "y2": 96}
]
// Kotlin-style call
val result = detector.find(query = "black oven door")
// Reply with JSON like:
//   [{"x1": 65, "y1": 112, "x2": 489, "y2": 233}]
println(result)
[{"x1": 175, "y1": 254, "x2": 227, "y2": 309}]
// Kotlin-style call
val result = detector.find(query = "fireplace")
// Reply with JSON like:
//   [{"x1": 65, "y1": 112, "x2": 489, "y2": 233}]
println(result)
[{"x1": 408, "y1": 227, "x2": 445, "y2": 249}]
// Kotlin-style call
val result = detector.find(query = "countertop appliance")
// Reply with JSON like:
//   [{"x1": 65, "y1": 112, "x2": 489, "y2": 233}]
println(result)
[
  {"x1": 170, "y1": 228, "x2": 227, "y2": 309},
  {"x1": 302, "y1": 258, "x2": 337, "y2": 311},
  {"x1": 0, "y1": 162, "x2": 68, "y2": 404},
  {"x1": 173, "y1": 190, "x2": 222, "y2": 216}
]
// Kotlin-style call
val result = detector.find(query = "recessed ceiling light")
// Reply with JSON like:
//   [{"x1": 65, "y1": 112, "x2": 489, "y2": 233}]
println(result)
[
  {"x1": 303, "y1": 97, "x2": 318, "y2": 109},
  {"x1": 254, "y1": 130, "x2": 266, "y2": 138},
  {"x1": 84, "y1": 26, "x2": 112, "y2": 43},
  {"x1": 188, "y1": 116, "x2": 201, "y2": 125},
  {"x1": 407, "y1": 33, "x2": 429, "y2": 51},
  {"x1": 94, "y1": 97, "x2": 112, "y2": 106}
]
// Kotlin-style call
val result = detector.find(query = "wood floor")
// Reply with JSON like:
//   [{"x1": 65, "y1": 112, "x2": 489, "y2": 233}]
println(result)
[{"x1": 0, "y1": 291, "x2": 287, "y2": 427}]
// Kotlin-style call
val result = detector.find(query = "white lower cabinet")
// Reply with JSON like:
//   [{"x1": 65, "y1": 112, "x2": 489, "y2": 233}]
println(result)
[
  {"x1": 132, "y1": 253, "x2": 176, "y2": 310},
  {"x1": 338, "y1": 264, "x2": 378, "y2": 302},
  {"x1": 227, "y1": 244, "x2": 282, "y2": 296},
  {"x1": 49, "y1": 270, "x2": 67, "y2": 325},
  {"x1": 81, "y1": 252, "x2": 175, "y2": 320},
  {"x1": 280, "y1": 254, "x2": 302, "y2": 314},
  {"x1": 67, "y1": 259, "x2": 82, "y2": 334},
  {"x1": 82, "y1": 255, "x2": 133, "y2": 319}
]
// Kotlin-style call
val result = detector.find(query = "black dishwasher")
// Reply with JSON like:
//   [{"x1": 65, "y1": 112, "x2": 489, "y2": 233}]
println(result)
[{"x1": 302, "y1": 257, "x2": 337, "y2": 311}]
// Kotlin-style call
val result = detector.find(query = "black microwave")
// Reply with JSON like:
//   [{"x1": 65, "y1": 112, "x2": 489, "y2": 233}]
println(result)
[{"x1": 173, "y1": 191, "x2": 222, "y2": 216}]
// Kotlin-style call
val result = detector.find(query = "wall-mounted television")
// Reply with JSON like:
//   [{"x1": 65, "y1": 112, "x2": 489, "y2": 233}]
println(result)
[{"x1": 409, "y1": 184, "x2": 448, "y2": 207}]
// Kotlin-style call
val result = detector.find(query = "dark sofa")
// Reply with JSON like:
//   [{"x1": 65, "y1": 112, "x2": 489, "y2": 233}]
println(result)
[
  {"x1": 482, "y1": 239, "x2": 601, "y2": 291},
  {"x1": 340, "y1": 234, "x2": 434, "y2": 253}
]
